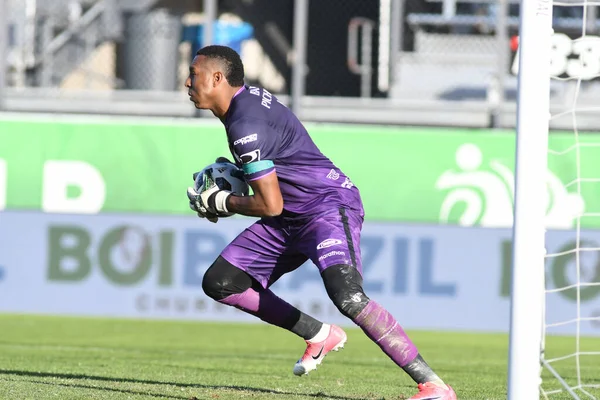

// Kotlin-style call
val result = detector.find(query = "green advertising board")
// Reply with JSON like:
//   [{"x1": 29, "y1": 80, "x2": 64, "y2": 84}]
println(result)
[{"x1": 0, "y1": 115, "x2": 598, "y2": 228}]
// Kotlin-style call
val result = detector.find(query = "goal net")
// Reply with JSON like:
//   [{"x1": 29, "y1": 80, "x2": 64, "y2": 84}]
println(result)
[
  {"x1": 541, "y1": 1, "x2": 600, "y2": 398},
  {"x1": 510, "y1": 0, "x2": 600, "y2": 398}
]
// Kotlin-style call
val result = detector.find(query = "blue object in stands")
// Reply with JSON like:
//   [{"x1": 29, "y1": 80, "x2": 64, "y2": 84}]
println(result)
[{"x1": 183, "y1": 21, "x2": 254, "y2": 55}]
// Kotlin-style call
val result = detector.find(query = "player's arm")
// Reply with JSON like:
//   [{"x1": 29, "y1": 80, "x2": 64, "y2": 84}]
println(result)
[
  {"x1": 226, "y1": 171, "x2": 283, "y2": 217},
  {"x1": 224, "y1": 118, "x2": 284, "y2": 217}
]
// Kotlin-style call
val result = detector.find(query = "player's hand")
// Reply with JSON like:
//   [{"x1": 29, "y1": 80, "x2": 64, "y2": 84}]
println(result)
[
  {"x1": 197, "y1": 169, "x2": 232, "y2": 215},
  {"x1": 187, "y1": 187, "x2": 219, "y2": 223},
  {"x1": 215, "y1": 156, "x2": 234, "y2": 164}
]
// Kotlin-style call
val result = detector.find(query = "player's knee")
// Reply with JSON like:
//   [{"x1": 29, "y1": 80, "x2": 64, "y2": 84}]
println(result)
[
  {"x1": 321, "y1": 264, "x2": 370, "y2": 319},
  {"x1": 202, "y1": 256, "x2": 252, "y2": 301},
  {"x1": 201, "y1": 260, "x2": 227, "y2": 301}
]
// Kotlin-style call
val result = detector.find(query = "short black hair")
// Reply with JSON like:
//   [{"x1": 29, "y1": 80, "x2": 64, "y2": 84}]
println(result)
[{"x1": 196, "y1": 45, "x2": 245, "y2": 87}]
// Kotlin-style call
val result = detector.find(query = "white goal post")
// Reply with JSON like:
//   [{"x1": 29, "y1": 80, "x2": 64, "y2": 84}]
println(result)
[
  {"x1": 508, "y1": 0, "x2": 600, "y2": 396},
  {"x1": 508, "y1": 0, "x2": 553, "y2": 398}
]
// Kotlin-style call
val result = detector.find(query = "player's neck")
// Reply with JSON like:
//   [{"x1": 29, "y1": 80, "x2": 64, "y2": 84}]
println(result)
[{"x1": 212, "y1": 86, "x2": 243, "y2": 121}]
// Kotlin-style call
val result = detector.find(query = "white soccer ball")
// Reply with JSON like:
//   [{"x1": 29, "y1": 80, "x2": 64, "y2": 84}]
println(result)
[{"x1": 195, "y1": 160, "x2": 249, "y2": 201}]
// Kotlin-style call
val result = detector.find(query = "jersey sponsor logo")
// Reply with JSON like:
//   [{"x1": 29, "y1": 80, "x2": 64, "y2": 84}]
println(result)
[
  {"x1": 233, "y1": 133, "x2": 258, "y2": 146},
  {"x1": 327, "y1": 169, "x2": 340, "y2": 180},
  {"x1": 238, "y1": 149, "x2": 261, "y2": 164},
  {"x1": 317, "y1": 238, "x2": 343, "y2": 250},
  {"x1": 318, "y1": 250, "x2": 345, "y2": 261}
]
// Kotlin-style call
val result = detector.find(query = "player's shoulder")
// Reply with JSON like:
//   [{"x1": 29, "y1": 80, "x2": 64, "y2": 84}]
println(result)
[
  {"x1": 226, "y1": 117, "x2": 281, "y2": 161},
  {"x1": 229, "y1": 86, "x2": 286, "y2": 119},
  {"x1": 226, "y1": 85, "x2": 294, "y2": 143},
  {"x1": 227, "y1": 115, "x2": 271, "y2": 140},
  {"x1": 242, "y1": 85, "x2": 279, "y2": 108}
]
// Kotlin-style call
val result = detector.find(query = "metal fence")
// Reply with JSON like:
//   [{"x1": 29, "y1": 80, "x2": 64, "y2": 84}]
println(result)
[
  {"x1": 4, "y1": 0, "x2": 191, "y2": 91},
  {"x1": 0, "y1": 0, "x2": 599, "y2": 129}
]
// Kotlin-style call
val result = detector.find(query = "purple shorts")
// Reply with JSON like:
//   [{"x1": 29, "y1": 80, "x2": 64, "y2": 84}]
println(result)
[{"x1": 220, "y1": 207, "x2": 363, "y2": 288}]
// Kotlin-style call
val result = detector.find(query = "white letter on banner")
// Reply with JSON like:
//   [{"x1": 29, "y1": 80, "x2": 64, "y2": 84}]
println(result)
[
  {"x1": 42, "y1": 160, "x2": 106, "y2": 214},
  {"x1": 0, "y1": 159, "x2": 6, "y2": 210}
]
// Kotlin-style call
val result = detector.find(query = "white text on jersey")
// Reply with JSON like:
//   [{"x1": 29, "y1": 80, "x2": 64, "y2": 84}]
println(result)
[
  {"x1": 233, "y1": 133, "x2": 258, "y2": 146},
  {"x1": 261, "y1": 89, "x2": 272, "y2": 109},
  {"x1": 248, "y1": 86, "x2": 273, "y2": 109}
]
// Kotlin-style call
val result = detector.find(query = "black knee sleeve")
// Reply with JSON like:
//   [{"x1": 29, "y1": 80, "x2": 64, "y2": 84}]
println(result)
[
  {"x1": 202, "y1": 256, "x2": 260, "y2": 301},
  {"x1": 321, "y1": 264, "x2": 370, "y2": 319}
]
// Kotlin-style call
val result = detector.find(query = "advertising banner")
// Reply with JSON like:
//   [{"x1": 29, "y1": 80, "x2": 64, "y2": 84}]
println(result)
[
  {"x1": 1, "y1": 211, "x2": 598, "y2": 336},
  {"x1": 0, "y1": 117, "x2": 598, "y2": 227}
]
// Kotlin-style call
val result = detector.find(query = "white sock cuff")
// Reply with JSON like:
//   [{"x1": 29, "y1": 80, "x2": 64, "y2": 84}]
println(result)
[{"x1": 308, "y1": 323, "x2": 331, "y2": 343}]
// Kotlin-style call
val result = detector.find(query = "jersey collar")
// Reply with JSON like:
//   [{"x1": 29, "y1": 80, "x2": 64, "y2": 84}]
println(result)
[{"x1": 224, "y1": 84, "x2": 249, "y2": 126}]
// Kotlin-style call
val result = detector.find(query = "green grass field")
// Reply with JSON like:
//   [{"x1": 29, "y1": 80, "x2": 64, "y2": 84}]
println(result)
[{"x1": 0, "y1": 314, "x2": 598, "y2": 400}]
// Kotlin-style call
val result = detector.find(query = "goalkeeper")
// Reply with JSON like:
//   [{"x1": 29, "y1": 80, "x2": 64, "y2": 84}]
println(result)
[{"x1": 185, "y1": 45, "x2": 456, "y2": 400}]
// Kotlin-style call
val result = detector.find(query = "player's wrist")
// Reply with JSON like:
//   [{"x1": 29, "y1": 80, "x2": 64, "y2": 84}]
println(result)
[
  {"x1": 224, "y1": 193, "x2": 234, "y2": 213},
  {"x1": 208, "y1": 190, "x2": 231, "y2": 214}
]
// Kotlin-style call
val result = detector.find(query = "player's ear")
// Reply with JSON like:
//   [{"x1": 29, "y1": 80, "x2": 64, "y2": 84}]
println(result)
[{"x1": 213, "y1": 71, "x2": 223, "y2": 87}]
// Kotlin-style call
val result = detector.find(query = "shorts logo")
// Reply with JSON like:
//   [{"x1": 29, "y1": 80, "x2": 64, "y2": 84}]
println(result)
[
  {"x1": 233, "y1": 133, "x2": 258, "y2": 146},
  {"x1": 238, "y1": 149, "x2": 261, "y2": 164},
  {"x1": 317, "y1": 238, "x2": 343, "y2": 250},
  {"x1": 318, "y1": 250, "x2": 345, "y2": 261}
]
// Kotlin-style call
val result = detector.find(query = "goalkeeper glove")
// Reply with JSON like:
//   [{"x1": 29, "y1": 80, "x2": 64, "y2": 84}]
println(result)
[
  {"x1": 198, "y1": 168, "x2": 232, "y2": 215},
  {"x1": 189, "y1": 167, "x2": 232, "y2": 215},
  {"x1": 215, "y1": 156, "x2": 234, "y2": 164},
  {"x1": 187, "y1": 187, "x2": 219, "y2": 223}
]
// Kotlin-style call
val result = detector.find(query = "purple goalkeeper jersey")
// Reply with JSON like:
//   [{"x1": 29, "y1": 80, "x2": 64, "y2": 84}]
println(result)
[{"x1": 224, "y1": 85, "x2": 363, "y2": 219}]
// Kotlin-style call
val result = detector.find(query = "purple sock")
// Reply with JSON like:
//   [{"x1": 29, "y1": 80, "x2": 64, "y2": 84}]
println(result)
[
  {"x1": 219, "y1": 288, "x2": 322, "y2": 340},
  {"x1": 353, "y1": 300, "x2": 419, "y2": 367},
  {"x1": 219, "y1": 287, "x2": 289, "y2": 323}
]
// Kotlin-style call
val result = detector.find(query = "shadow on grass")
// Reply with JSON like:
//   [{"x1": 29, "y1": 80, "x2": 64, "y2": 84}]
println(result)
[
  {"x1": 0, "y1": 369, "x2": 383, "y2": 400},
  {"x1": 6, "y1": 378, "x2": 188, "y2": 400}
]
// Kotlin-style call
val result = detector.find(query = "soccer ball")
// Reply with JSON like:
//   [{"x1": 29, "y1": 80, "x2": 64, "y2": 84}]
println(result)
[
  {"x1": 194, "y1": 161, "x2": 249, "y2": 217},
  {"x1": 195, "y1": 161, "x2": 249, "y2": 207}
]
